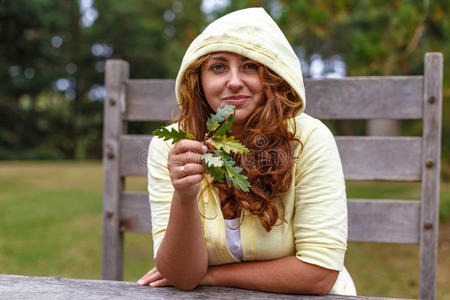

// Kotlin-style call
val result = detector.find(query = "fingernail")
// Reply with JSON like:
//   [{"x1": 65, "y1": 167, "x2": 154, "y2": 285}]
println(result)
[
  {"x1": 202, "y1": 145, "x2": 208, "y2": 152},
  {"x1": 137, "y1": 279, "x2": 143, "y2": 285}
]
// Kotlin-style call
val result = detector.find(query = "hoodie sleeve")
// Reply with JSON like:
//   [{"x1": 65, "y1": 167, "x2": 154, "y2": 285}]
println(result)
[
  {"x1": 293, "y1": 118, "x2": 348, "y2": 271},
  {"x1": 147, "y1": 134, "x2": 174, "y2": 258}
]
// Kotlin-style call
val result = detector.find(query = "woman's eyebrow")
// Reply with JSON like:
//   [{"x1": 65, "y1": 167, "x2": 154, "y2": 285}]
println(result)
[{"x1": 209, "y1": 56, "x2": 227, "y2": 62}]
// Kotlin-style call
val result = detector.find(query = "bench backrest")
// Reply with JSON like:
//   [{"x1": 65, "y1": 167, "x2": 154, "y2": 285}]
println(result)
[{"x1": 102, "y1": 53, "x2": 442, "y2": 299}]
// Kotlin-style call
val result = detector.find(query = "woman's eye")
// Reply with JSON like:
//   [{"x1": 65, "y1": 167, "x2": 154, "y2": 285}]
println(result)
[
  {"x1": 210, "y1": 64, "x2": 225, "y2": 71},
  {"x1": 244, "y1": 63, "x2": 259, "y2": 71}
]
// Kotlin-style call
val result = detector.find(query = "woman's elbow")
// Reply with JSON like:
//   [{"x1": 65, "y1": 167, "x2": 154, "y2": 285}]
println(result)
[
  {"x1": 172, "y1": 279, "x2": 200, "y2": 291},
  {"x1": 313, "y1": 270, "x2": 339, "y2": 295},
  {"x1": 155, "y1": 257, "x2": 207, "y2": 290}
]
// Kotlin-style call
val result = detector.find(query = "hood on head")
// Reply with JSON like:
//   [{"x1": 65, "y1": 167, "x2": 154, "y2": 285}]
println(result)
[{"x1": 175, "y1": 7, "x2": 305, "y2": 115}]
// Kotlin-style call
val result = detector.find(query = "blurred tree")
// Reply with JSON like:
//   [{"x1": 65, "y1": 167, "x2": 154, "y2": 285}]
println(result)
[
  {"x1": 0, "y1": 0, "x2": 205, "y2": 159},
  {"x1": 0, "y1": 0, "x2": 81, "y2": 158},
  {"x1": 91, "y1": 0, "x2": 204, "y2": 78}
]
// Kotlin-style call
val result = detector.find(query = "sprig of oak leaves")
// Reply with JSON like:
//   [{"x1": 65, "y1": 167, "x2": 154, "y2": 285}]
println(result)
[{"x1": 152, "y1": 105, "x2": 251, "y2": 192}]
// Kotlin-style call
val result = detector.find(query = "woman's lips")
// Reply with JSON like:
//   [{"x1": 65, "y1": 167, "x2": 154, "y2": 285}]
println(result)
[{"x1": 223, "y1": 96, "x2": 249, "y2": 106}]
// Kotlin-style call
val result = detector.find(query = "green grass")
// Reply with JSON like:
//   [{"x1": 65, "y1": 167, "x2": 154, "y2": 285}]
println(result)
[{"x1": 0, "y1": 161, "x2": 449, "y2": 299}]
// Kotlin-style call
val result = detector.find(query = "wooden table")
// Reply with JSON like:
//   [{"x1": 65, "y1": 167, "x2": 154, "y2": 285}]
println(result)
[{"x1": 0, "y1": 274, "x2": 410, "y2": 300}]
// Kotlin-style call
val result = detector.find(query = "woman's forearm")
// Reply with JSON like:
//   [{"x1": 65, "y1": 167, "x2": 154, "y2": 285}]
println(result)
[
  {"x1": 155, "y1": 190, "x2": 208, "y2": 290},
  {"x1": 201, "y1": 256, "x2": 338, "y2": 294}
]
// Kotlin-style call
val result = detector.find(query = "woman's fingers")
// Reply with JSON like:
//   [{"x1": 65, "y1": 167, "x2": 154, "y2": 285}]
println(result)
[
  {"x1": 177, "y1": 163, "x2": 205, "y2": 178},
  {"x1": 137, "y1": 267, "x2": 170, "y2": 287},
  {"x1": 168, "y1": 140, "x2": 207, "y2": 163},
  {"x1": 149, "y1": 277, "x2": 171, "y2": 287},
  {"x1": 171, "y1": 139, "x2": 208, "y2": 155},
  {"x1": 166, "y1": 139, "x2": 208, "y2": 195},
  {"x1": 170, "y1": 151, "x2": 204, "y2": 168},
  {"x1": 168, "y1": 140, "x2": 206, "y2": 173}
]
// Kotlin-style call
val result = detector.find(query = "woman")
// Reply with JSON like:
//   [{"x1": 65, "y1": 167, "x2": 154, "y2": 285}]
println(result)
[{"x1": 138, "y1": 7, "x2": 356, "y2": 295}]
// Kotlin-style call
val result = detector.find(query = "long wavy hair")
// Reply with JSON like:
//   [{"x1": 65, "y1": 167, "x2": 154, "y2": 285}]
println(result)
[{"x1": 177, "y1": 53, "x2": 303, "y2": 231}]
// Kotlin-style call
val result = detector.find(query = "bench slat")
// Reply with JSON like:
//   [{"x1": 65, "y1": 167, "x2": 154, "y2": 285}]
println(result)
[
  {"x1": 119, "y1": 135, "x2": 152, "y2": 176},
  {"x1": 124, "y1": 80, "x2": 177, "y2": 121},
  {"x1": 123, "y1": 76, "x2": 423, "y2": 121},
  {"x1": 336, "y1": 136, "x2": 422, "y2": 181},
  {"x1": 120, "y1": 192, "x2": 151, "y2": 233},
  {"x1": 120, "y1": 192, "x2": 421, "y2": 244},
  {"x1": 305, "y1": 76, "x2": 423, "y2": 119},
  {"x1": 120, "y1": 135, "x2": 422, "y2": 181},
  {"x1": 348, "y1": 199, "x2": 420, "y2": 243}
]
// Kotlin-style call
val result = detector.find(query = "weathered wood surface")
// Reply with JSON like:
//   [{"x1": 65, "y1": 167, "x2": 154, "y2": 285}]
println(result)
[
  {"x1": 0, "y1": 274, "x2": 409, "y2": 300},
  {"x1": 123, "y1": 76, "x2": 423, "y2": 121},
  {"x1": 347, "y1": 199, "x2": 420, "y2": 243},
  {"x1": 335, "y1": 136, "x2": 421, "y2": 181},
  {"x1": 419, "y1": 52, "x2": 442, "y2": 300},
  {"x1": 118, "y1": 135, "x2": 422, "y2": 181},
  {"x1": 124, "y1": 79, "x2": 177, "y2": 121},
  {"x1": 120, "y1": 191, "x2": 151, "y2": 233},
  {"x1": 119, "y1": 135, "x2": 152, "y2": 176},
  {"x1": 102, "y1": 60, "x2": 129, "y2": 280},
  {"x1": 118, "y1": 192, "x2": 421, "y2": 244}
]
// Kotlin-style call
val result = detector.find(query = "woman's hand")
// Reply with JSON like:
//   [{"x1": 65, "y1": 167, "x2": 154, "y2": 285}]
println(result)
[
  {"x1": 137, "y1": 266, "x2": 171, "y2": 287},
  {"x1": 167, "y1": 139, "x2": 207, "y2": 198}
]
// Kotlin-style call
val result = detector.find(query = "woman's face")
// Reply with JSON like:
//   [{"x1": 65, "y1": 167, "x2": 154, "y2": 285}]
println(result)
[{"x1": 200, "y1": 52, "x2": 265, "y2": 128}]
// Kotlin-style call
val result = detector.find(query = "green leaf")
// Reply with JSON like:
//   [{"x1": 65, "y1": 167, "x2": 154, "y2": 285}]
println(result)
[
  {"x1": 152, "y1": 127, "x2": 195, "y2": 143},
  {"x1": 152, "y1": 104, "x2": 250, "y2": 192},
  {"x1": 210, "y1": 135, "x2": 249, "y2": 154},
  {"x1": 214, "y1": 112, "x2": 234, "y2": 136},
  {"x1": 206, "y1": 105, "x2": 235, "y2": 131},
  {"x1": 220, "y1": 152, "x2": 251, "y2": 192},
  {"x1": 206, "y1": 165, "x2": 225, "y2": 183},
  {"x1": 202, "y1": 153, "x2": 224, "y2": 167},
  {"x1": 225, "y1": 173, "x2": 250, "y2": 192}
]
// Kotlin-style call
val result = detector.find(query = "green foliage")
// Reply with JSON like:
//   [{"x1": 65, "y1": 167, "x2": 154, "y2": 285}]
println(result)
[
  {"x1": 203, "y1": 152, "x2": 224, "y2": 168},
  {"x1": 152, "y1": 127, "x2": 195, "y2": 143},
  {"x1": 0, "y1": 0, "x2": 206, "y2": 160},
  {"x1": 152, "y1": 105, "x2": 250, "y2": 191},
  {"x1": 220, "y1": 151, "x2": 251, "y2": 192},
  {"x1": 206, "y1": 105, "x2": 235, "y2": 131},
  {"x1": 214, "y1": 113, "x2": 235, "y2": 136},
  {"x1": 210, "y1": 135, "x2": 248, "y2": 155}
]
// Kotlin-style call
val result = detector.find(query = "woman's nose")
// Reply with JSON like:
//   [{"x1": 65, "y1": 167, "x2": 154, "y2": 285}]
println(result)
[{"x1": 226, "y1": 69, "x2": 244, "y2": 90}]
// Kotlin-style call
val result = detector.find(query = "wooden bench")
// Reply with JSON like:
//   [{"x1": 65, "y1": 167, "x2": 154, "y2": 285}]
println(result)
[
  {"x1": 0, "y1": 274, "x2": 402, "y2": 299},
  {"x1": 102, "y1": 53, "x2": 443, "y2": 299}
]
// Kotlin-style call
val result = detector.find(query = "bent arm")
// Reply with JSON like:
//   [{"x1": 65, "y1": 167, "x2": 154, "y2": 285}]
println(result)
[
  {"x1": 201, "y1": 256, "x2": 338, "y2": 294},
  {"x1": 155, "y1": 190, "x2": 208, "y2": 290},
  {"x1": 147, "y1": 137, "x2": 209, "y2": 290}
]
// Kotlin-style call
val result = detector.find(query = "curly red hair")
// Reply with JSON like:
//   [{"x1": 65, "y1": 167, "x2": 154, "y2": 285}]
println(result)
[{"x1": 177, "y1": 54, "x2": 302, "y2": 231}]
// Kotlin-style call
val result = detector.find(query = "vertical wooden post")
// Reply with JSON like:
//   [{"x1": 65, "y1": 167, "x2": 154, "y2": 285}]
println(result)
[
  {"x1": 420, "y1": 52, "x2": 442, "y2": 300},
  {"x1": 102, "y1": 59, "x2": 129, "y2": 280}
]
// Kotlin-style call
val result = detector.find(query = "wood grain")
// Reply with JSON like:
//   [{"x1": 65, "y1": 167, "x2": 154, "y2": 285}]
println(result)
[
  {"x1": 118, "y1": 135, "x2": 422, "y2": 181},
  {"x1": 336, "y1": 136, "x2": 422, "y2": 181},
  {"x1": 102, "y1": 60, "x2": 129, "y2": 280},
  {"x1": 348, "y1": 199, "x2": 420, "y2": 243},
  {"x1": 0, "y1": 274, "x2": 402, "y2": 300},
  {"x1": 119, "y1": 192, "x2": 422, "y2": 245},
  {"x1": 419, "y1": 52, "x2": 443, "y2": 300},
  {"x1": 123, "y1": 77, "x2": 423, "y2": 121}
]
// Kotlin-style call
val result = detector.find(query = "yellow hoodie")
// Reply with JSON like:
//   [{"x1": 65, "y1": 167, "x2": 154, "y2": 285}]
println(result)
[{"x1": 148, "y1": 7, "x2": 356, "y2": 295}]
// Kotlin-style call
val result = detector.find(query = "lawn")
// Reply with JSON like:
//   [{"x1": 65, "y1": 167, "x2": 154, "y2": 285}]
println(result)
[{"x1": 0, "y1": 161, "x2": 449, "y2": 299}]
